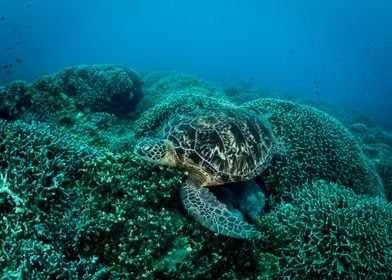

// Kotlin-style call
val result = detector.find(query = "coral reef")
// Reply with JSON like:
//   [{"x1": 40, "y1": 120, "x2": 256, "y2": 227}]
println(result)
[
  {"x1": 135, "y1": 70, "x2": 214, "y2": 116},
  {"x1": 142, "y1": 70, "x2": 213, "y2": 96},
  {"x1": 223, "y1": 84, "x2": 286, "y2": 104},
  {"x1": 363, "y1": 143, "x2": 392, "y2": 201},
  {"x1": 0, "y1": 65, "x2": 143, "y2": 149},
  {"x1": 0, "y1": 80, "x2": 31, "y2": 120},
  {"x1": 0, "y1": 65, "x2": 142, "y2": 126},
  {"x1": 0, "y1": 120, "x2": 268, "y2": 278},
  {"x1": 1, "y1": 66, "x2": 390, "y2": 279},
  {"x1": 28, "y1": 64, "x2": 143, "y2": 119},
  {"x1": 349, "y1": 123, "x2": 392, "y2": 201},
  {"x1": 0, "y1": 120, "x2": 104, "y2": 277},
  {"x1": 257, "y1": 180, "x2": 392, "y2": 279},
  {"x1": 134, "y1": 87, "x2": 234, "y2": 137},
  {"x1": 241, "y1": 98, "x2": 382, "y2": 202},
  {"x1": 350, "y1": 122, "x2": 392, "y2": 147}
]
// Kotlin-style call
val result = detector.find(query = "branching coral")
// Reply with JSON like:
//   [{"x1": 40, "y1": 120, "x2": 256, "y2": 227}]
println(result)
[
  {"x1": 0, "y1": 120, "x2": 105, "y2": 277},
  {"x1": 257, "y1": 180, "x2": 392, "y2": 279},
  {"x1": 1, "y1": 67, "x2": 390, "y2": 279}
]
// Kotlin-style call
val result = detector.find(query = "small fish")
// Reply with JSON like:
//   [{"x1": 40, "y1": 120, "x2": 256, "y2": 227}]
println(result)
[
  {"x1": 15, "y1": 56, "x2": 23, "y2": 64},
  {"x1": 2, "y1": 64, "x2": 13, "y2": 69},
  {"x1": 6, "y1": 46, "x2": 13, "y2": 51},
  {"x1": 314, "y1": 91, "x2": 320, "y2": 96},
  {"x1": 0, "y1": 16, "x2": 5, "y2": 21},
  {"x1": 312, "y1": 79, "x2": 318, "y2": 84}
]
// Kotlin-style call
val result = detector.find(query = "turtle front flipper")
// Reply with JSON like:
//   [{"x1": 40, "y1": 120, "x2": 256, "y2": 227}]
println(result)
[{"x1": 180, "y1": 181, "x2": 260, "y2": 239}]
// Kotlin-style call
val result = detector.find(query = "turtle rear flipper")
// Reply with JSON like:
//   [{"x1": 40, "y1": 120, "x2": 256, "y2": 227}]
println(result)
[{"x1": 181, "y1": 181, "x2": 260, "y2": 239}]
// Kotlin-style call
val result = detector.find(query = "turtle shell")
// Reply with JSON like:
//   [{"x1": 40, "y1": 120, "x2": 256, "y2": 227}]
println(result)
[{"x1": 163, "y1": 108, "x2": 275, "y2": 183}]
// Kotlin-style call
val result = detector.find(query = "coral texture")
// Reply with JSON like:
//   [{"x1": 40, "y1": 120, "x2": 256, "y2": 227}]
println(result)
[
  {"x1": 0, "y1": 81, "x2": 31, "y2": 120},
  {"x1": 242, "y1": 98, "x2": 382, "y2": 202},
  {"x1": 257, "y1": 180, "x2": 392, "y2": 279},
  {"x1": 30, "y1": 64, "x2": 142, "y2": 117},
  {"x1": 134, "y1": 87, "x2": 234, "y2": 137},
  {"x1": 1, "y1": 67, "x2": 390, "y2": 279}
]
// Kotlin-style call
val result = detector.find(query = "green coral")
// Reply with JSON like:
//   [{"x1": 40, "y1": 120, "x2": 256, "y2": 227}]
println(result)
[
  {"x1": 0, "y1": 120, "x2": 107, "y2": 277},
  {"x1": 28, "y1": 64, "x2": 142, "y2": 121},
  {"x1": 0, "y1": 119, "x2": 275, "y2": 279},
  {"x1": 0, "y1": 120, "x2": 203, "y2": 277},
  {"x1": 76, "y1": 152, "x2": 268, "y2": 279},
  {"x1": 1, "y1": 66, "x2": 391, "y2": 278},
  {"x1": 242, "y1": 98, "x2": 381, "y2": 202},
  {"x1": 257, "y1": 180, "x2": 392, "y2": 279},
  {"x1": 0, "y1": 65, "x2": 143, "y2": 131},
  {"x1": 134, "y1": 87, "x2": 234, "y2": 137},
  {"x1": 363, "y1": 143, "x2": 392, "y2": 201},
  {"x1": 142, "y1": 70, "x2": 213, "y2": 95},
  {"x1": 0, "y1": 81, "x2": 31, "y2": 120},
  {"x1": 135, "y1": 70, "x2": 214, "y2": 117}
]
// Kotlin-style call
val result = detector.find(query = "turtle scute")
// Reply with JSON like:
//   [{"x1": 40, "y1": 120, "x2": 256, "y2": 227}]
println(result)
[{"x1": 164, "y1": 108, "x2": 276, "y2": 183}]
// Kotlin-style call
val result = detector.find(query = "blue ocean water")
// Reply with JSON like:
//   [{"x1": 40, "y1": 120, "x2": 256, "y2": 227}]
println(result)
[{"x1": 0, "y1": 0, "x2": 391, "y2": 122}]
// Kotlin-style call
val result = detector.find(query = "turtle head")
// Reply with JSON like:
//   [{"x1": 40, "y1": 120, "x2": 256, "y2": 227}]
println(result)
[{"x1": 133, "y1": 138, "x2": 177, "y2": 166}]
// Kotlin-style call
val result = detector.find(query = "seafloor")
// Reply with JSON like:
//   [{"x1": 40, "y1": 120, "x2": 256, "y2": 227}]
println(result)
[{"x1": 0, "y1": 64, "x2": 391, "y2": 279}]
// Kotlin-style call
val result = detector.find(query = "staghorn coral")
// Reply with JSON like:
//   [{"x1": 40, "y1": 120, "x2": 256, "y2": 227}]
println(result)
[
  {"x1": 241, "y1": 98, "x2": 382, "y2": 202},
  {"x1": 0, "y1": 120, "x2": 108, "y2": 278},
  {"x1": 257, "y1": 180, "x2": 392, "y2": 279}
]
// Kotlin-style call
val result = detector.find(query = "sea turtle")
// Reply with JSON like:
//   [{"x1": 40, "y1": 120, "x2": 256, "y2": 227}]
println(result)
[{"x1": 133, "y1": 108, "x2": 277, "y2": 239}]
